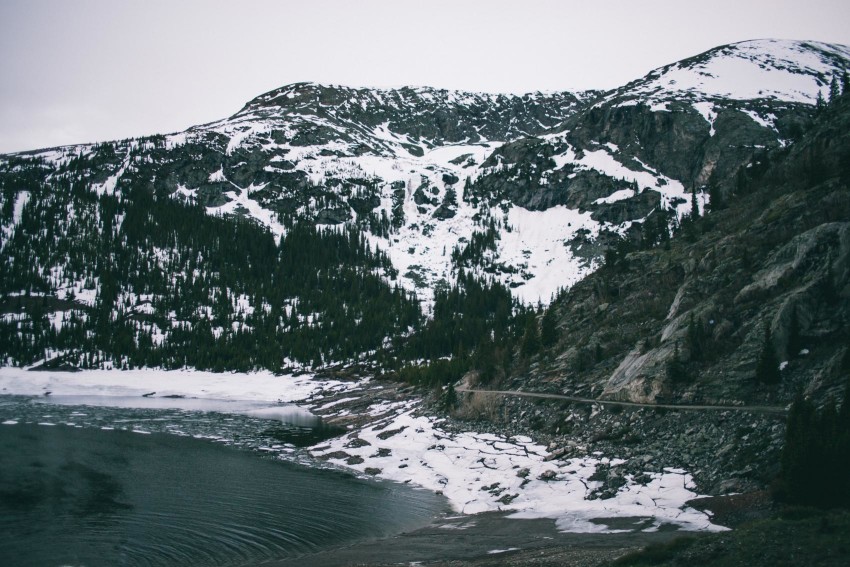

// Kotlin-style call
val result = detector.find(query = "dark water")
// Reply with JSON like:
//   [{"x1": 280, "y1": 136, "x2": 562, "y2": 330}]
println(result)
[{"x1": 0, "y1": 423, "x2": 445, "y2": 567}]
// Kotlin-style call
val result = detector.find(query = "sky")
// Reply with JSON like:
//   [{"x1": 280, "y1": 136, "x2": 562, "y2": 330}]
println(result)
[{"x1": 1, "y1": 0, "x2": 849, "y2": 154}]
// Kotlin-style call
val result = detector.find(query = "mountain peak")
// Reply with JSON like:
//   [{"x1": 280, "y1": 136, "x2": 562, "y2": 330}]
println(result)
[{"x1": 607, "y1": 38, "x2": 850, "y2": 107}]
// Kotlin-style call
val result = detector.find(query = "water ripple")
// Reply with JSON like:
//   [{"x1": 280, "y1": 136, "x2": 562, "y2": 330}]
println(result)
[{"x1": 0, "y1": 412, "x2": 445, "y2": 567}]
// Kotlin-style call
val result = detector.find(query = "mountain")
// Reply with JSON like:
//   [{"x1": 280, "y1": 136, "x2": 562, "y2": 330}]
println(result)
[
  {"x1": 513, "y1": 82, "x2": 850, "y2": 408},
  {"x1": 452, "y1": 77, "x2": 850, "y2": 501},
  {"x1": 471, "y1": 40, "x2": 849, "y2": 267},
  {"x1": 606, "y1": 39, "x2": 850, "y2": 106},
  {"x1": 1, "y1": 39, "x2": 848, "y2": 375}
]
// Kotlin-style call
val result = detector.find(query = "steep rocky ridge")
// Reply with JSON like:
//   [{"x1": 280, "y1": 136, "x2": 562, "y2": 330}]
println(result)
[
  {"x1": 502, "y1": 93, "x2": 850, "y2": 412},
  {"x1": 237, "y1": 82, "x2": 586, "y2": 145},
  {"x1": 473, "y1": 40, "x2": 847, "y2": 239},
  {"x1": 445, "y1": 95, "x2": 850, "y2": 497}
]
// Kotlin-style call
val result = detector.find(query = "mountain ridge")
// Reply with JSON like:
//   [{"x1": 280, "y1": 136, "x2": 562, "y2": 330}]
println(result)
[{"x1": 1, "y1": 38, "x2": 848, "y2": 375}]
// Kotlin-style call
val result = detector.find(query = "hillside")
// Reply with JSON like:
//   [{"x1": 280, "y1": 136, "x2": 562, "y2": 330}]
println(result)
[
  {"x1": 1, "y1": 39, "x2": 848, "y2": 379},
  {"x1": 517, "y1": 87, "x2": 850, "y2": 408},
  {"x1": 450, "y1": 80, "x2": 850, "y2": 498}
]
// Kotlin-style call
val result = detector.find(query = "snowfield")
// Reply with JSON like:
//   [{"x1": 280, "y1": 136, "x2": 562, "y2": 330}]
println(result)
[{"x1": 0, "y1": 367, "x2": 726, "y2": 534}]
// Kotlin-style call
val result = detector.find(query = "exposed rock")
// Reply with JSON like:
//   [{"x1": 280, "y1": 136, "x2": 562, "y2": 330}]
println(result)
[
  {"x1": 432, "y1": 204, "x2": 456, "y2": 219},
  {"x1": 413, "y1": 187, "x2": 435, "y2": 206},
  {"x1": 315, "y1": 207, "x2": 350, "y2": 224},
  {"x1": 590, "y1": 189, "x2": 661, "y2": 225},
  {"x1": 345, "y1": 437, "x2": 372, "y2": 449},
  {"x1": 441, "y1": 173, "x2": 459, "y2": 185},
  {"x1": 376, "y1": 426, "x2": 407, "y2": 440},
  {"x1": 537, "y1": 470, "x2": 558, "y2": 481}
]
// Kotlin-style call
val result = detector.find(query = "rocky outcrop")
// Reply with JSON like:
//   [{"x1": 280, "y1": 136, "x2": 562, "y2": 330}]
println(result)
[
  {"x1": 237, "y1": 82, "x2": 584, "y2": 144},
  {"x1": 513, "y1": 95, "x2": 850, "y2": 410}
]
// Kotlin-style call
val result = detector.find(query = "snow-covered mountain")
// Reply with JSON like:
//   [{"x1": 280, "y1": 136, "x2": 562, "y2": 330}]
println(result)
[
  {"x1": 606, "y1": 39, "x2": 850, "y2": 107},
  {"x1": 4, "y1": 39, "x2": 849, "y2": 307}
]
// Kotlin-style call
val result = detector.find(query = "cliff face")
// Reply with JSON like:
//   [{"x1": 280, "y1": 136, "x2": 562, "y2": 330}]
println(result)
[
  {"x1": 516, "y1": 94, "x2": 850, "y2": 410},
  {"x1": 448, "y1": 94, "x2": 850, "y2": 498}
]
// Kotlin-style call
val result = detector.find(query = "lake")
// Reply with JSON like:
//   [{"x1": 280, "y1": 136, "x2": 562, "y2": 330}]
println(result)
[{"x1": 0, "y1": 419, "x2": 446, "y2": 567}]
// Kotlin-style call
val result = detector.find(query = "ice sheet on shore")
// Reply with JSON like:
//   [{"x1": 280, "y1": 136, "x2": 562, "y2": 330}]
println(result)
[{"x1": 0, "y1": 367, "x2": 359, "y2": 403}]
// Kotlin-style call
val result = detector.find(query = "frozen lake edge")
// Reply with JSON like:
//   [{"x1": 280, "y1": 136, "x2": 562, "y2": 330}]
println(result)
[{"x1": 0, "y1": 367, "x2": 727, "y2": 536}]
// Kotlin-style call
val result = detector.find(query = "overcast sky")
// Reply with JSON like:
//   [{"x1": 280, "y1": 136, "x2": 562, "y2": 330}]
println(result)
[{"x1": 1, "y1": 0, "x2": 849, "y2": 153}]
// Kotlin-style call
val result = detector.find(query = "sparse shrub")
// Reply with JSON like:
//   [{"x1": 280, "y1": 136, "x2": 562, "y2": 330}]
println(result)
[
  {"x1": 454, "y1": 391, "x2": 501, "y2": 422},
  {"x1": 441, "y1": 382, "x2": 458, "y2": 411}
]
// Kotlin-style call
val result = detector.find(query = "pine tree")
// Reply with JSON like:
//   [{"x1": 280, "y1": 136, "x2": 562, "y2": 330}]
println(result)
[
  {"x1": 756, "y1": 323, "x2": 781, "y2": 384},
  {"x1": 780, "y1": 391, "x2": 816, "y2": 504},
  {"x1": 687, "y1": 314, "x2": 704, "y2": 362},
  {"x1": 520, "y1": 316, "x2": 540, "y2": 358},
  {"x1": 540, "y1": 307, "x2": 558, "y2": 348},
  {"x1": 780, "y1": 385, "x2": 850, "y2": 508},
  {"x1": 829, "y1": 75, "x2": 841, "y2": 103},
  {"x1": 841, "y1": 345, "x2": 850, "y2": 374},
  {"x1": 816, "y1": 91, "x2": 826, "y2": 112},
  {"x1": 666, "y1": 341, "x2": 688, "y2": 383},
  {"x1": 690, "y1": 187, "x2": 700, "y2": 221},
  {"x1": 442, "y1": 382, "x2": 458, "y2": 411},
  {"x1": 707, "y1": 182, "x2": 725, "y2": 212}
]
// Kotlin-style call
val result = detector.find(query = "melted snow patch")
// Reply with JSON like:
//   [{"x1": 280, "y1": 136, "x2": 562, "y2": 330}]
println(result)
[
  {"x1": 498, "y1": 206, "x2": 600, "y2": 304},
  {"x1": 92, "y1": 151, "x2": 131, "y2": 195},
  {"x1": 594, "y1": 189, "x2": 636, "y2": 205},
  {"x1": 207, "y1": 182, "x2": 287, "y2": 240},
  {"x1": 741, "y1": 109, "x2": 778, "y2": 132},
  {"x1": 208, "y1": 168, "x2": 226, "y2": 182},
  {"x1": 12, "y1": 190, "x2": 30, "y2": 224}
]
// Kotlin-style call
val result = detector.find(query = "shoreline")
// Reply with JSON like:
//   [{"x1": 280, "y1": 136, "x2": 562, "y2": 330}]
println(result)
[
  {"x1": 264, "y1": 510, "x2": 691, "y2": 567},
  {"x1": 0, "y1": 367, "x2": 728, "y2": 537}
]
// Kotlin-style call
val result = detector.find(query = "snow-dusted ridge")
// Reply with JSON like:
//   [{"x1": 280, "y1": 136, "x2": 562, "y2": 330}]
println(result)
[
  {"x1": 159, "y1": 84, "x2": 602, "y2": 304},
  {"x1": 604, "y1": 39, "x2": 850, "y2": 108}
]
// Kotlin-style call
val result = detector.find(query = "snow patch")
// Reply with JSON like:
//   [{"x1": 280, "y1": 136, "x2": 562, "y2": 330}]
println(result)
[{"x1": 92, "y1": 151, "x2": 131, "y2": 195}]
